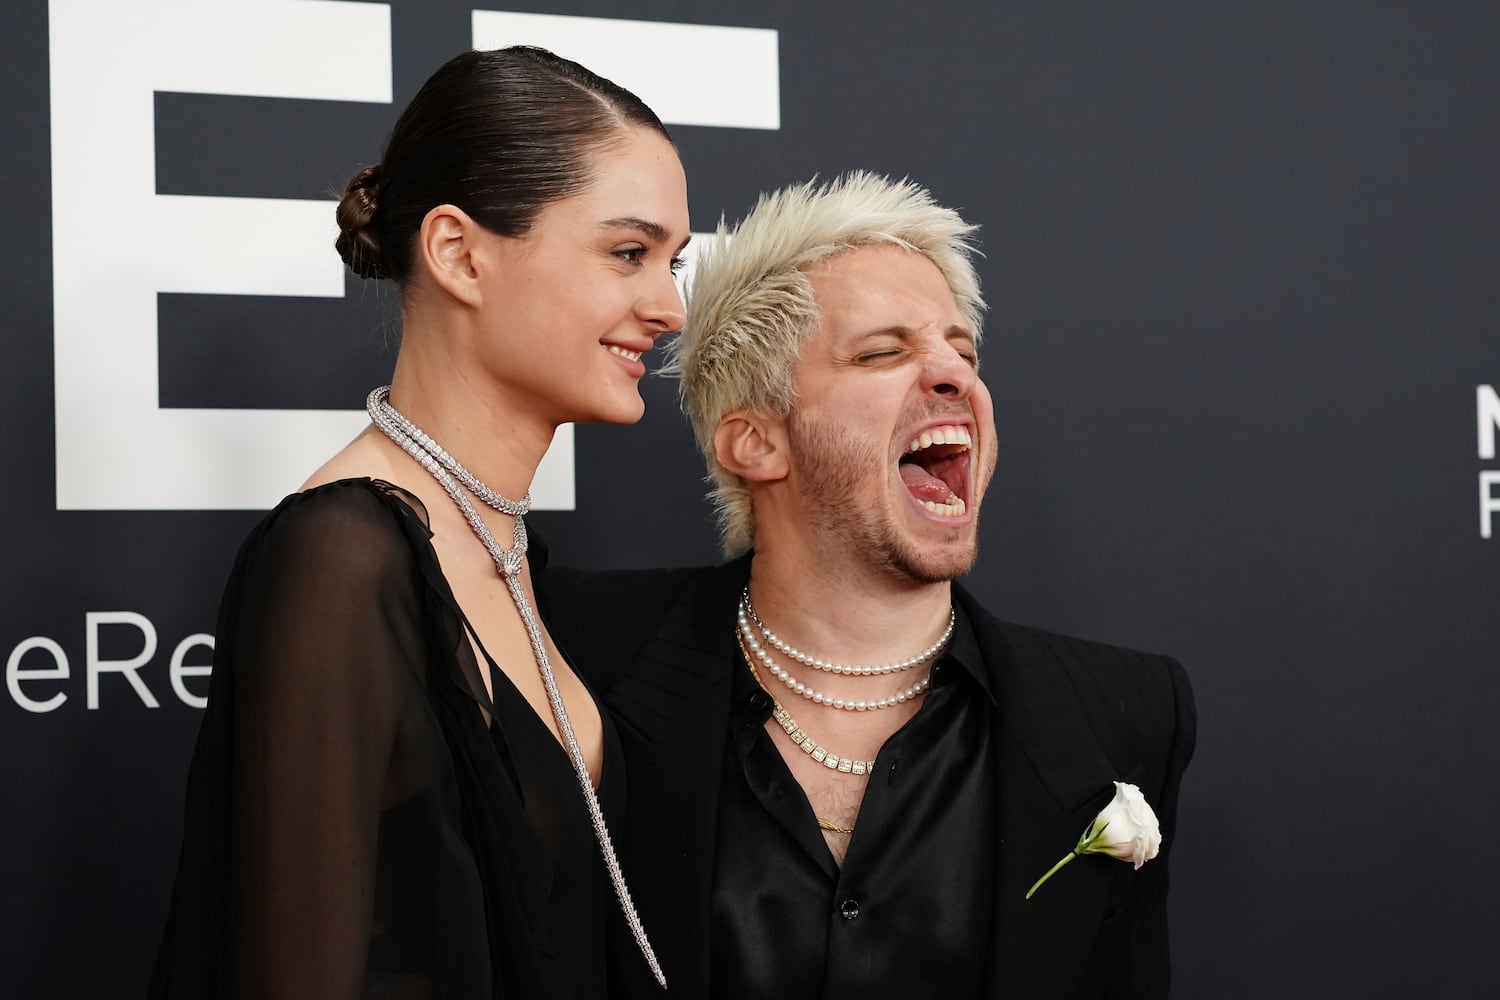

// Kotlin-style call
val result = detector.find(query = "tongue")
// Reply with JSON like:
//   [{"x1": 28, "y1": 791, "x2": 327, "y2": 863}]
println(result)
[{"x1": 899, "y1": 462, "x2": 952, "y2": 503}]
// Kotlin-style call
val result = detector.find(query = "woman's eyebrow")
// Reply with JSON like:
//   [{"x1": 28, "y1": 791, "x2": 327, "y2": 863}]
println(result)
[
  {"x1": 598, "y1": 217, "x2": 692, "y2": 253},
  {"x1": 598, "y1": 216, "x2": 669, "y2": 241}
]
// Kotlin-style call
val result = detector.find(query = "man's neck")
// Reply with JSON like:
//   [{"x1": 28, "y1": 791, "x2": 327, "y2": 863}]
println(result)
[
  {"x1": 740, "y1": 544, "x2": 958, "y2": 867},
  {"x1": 744, "y1": 548, "x2": 955, "y2": 668}
]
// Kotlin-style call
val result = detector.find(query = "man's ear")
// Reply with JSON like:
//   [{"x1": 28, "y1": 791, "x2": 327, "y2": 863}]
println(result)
[
  {"x1": 416, "y1": 204, "x2": 482, "y2": 307},
  {"x1": 714, "y1": 409, "x2": 789, "y2": 483}
]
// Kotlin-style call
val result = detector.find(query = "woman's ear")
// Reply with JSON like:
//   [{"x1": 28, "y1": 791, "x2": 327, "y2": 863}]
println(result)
[
  {"x1": 714, "y1": 409, "x2": 789, "y2": 483},
  {"x1": 416, "y1": 204, "x2": 482, "y2": 307}
]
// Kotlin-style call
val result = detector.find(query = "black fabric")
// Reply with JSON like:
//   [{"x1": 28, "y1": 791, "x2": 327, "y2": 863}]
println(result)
[
  {"x1": 149, "y1": 478, "x2": 618, "y2": 1000},
  {"x1": 539, "y1": 559, "x2": 1196, "y2": 1000},
  {"x1": 710, "y1": 606, "x2": 996, "y2": 999}
]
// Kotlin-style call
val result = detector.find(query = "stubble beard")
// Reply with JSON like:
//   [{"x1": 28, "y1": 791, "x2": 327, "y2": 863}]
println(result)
[{"x1": 786, "y1": 410, "x2": 979, "y2": 585}]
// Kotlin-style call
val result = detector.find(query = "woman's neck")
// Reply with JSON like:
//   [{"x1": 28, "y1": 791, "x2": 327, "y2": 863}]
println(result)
[{"x1": 386, "y1": 334, "x2": 553, "y2": 503}]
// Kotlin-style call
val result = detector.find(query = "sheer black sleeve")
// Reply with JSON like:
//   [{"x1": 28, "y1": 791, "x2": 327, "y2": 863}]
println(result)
[
  {"x1": 152, "y1": 479, "x2": 627, "y2": 1000},
  {"x1": 151, "y1": 481, "x2": 446, "y2": 999},
  {"x1": 230, "y1": 482, "x2": 434, "y2": 995}
]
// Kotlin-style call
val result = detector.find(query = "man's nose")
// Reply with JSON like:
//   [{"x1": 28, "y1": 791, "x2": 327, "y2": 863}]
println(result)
[{"x1": 921, "y1": 343, "x2": 978, "y2": 398}]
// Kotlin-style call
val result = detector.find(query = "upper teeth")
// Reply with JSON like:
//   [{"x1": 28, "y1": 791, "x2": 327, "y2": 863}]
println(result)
[
  {"x1": 607, "y1": 345, "x2": 642, "y2": 362},
  {"x1": 905, "y1": 424, "x2": 972, "y2": 453}
]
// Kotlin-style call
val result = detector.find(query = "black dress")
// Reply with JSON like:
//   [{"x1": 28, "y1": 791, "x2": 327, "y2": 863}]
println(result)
[{"x1": 148, "y1": 478, "x2": 621, "y2": 999}]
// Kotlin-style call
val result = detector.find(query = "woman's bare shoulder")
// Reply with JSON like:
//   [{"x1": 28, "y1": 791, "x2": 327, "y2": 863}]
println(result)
[{"x1": 300, "y1": 425, "x2": 404, "y2": 491}]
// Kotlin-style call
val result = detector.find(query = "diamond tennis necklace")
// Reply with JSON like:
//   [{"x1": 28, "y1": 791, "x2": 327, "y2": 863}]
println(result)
[{"x1": 736, "y1": 634, "x2": 878, "y2": 776}]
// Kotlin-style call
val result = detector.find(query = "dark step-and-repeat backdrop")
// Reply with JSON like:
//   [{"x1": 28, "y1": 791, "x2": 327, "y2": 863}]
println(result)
[{"x1": 4, "y1": 2, "x2": 1495, "y2": 996}]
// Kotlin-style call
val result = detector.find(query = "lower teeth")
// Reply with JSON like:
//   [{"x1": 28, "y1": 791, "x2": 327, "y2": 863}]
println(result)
[{"x1": 921, "y1": 496, "x2": 966, "y2": 516}]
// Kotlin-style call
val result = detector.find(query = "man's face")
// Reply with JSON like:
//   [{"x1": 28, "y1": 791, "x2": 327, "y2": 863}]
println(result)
[{"x1": 781, "y1": 243, "x2": 997, "y2": 583}]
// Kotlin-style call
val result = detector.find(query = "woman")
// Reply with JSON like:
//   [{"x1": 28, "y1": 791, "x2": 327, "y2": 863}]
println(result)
[{"x1": 149, "y1": 46, "x2": 689, "y2": 998}]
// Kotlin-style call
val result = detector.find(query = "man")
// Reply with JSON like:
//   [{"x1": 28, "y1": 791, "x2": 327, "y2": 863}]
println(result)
[{"x1": 542, "y1": 173, "x2": 1195, "y2": 998}]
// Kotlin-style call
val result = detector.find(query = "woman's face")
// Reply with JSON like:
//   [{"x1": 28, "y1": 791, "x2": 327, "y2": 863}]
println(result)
[{"x1": 471, "y1": 127, "x2": 690, "y2": 428}]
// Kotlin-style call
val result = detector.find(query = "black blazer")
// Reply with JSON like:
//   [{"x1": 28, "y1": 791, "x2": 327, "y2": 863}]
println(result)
[{"x1": 542, "y1": 559, "x2": 1195, "y2": 999}]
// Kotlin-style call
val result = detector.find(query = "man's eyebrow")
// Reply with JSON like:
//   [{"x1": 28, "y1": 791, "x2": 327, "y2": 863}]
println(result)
[
  {"x1": 854, "y1": 324, "x2": 978, "y2": 342},
  {"x1": 598, "y1": 216, "x2": 691, "y2": 252},
  {"x1": 854, "y1": 325, "x2": 916, "y2": 341}
]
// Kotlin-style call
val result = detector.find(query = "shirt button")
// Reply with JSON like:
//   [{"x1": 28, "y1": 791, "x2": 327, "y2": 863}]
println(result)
[
  {"x1": 748, "y1": 691, "x2": 769, "y2": 711},
  {"x1": 839, "y1": 899, "x2": 860, "y2": 920}
]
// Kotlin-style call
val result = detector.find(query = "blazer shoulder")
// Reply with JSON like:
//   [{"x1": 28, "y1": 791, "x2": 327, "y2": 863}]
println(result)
[
  {"x1": 1005, "y1": 619, "x2": 1189, "y2": 688},
  {"x1": 957, "y1": 589, "x2": 1195, "y2": 771},
  {"x1": 958, "y1": 590, "x2": 1188, "y2": 689},
  {"x1": 542, "y1": 564, "x2": 707, "y2": 616},
  {"x1": 538, "y1": 563, "x2": 721, "y2": 690}
]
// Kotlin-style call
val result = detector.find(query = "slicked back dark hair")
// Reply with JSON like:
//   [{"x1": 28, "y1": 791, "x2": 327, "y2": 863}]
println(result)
[{"x1": 335, "y1": 46, "x2": 671, "y2": 285}]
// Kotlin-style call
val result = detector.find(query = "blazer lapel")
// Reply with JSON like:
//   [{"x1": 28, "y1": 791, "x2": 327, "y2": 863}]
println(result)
[
  {"x1": 957, "y1": 589, "x2": 1124, "y2": 997},
  {"x1": 602, "y1": 559, "x2": 749, "y2": 998}
]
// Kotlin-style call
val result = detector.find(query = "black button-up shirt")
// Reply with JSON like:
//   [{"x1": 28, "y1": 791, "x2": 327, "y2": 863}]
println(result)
[{"x1": 709, "y1": 605, "x2": 998, "y2": 999}]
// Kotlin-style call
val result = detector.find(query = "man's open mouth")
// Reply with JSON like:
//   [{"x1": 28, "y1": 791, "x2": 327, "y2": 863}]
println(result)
[{"x1": 898, "y1": 424, "x2": 972, "y2": 518}]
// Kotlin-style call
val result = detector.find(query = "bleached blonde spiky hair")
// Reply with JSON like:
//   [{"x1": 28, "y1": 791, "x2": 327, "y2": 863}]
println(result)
[{"x1": 663, "y1": 171, "x2": 985, "y2": 555}]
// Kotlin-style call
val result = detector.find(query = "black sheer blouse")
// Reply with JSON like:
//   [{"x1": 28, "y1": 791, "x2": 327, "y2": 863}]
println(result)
[{"x1": 149, "y1": 478, "x2": 621, "y2": 999}]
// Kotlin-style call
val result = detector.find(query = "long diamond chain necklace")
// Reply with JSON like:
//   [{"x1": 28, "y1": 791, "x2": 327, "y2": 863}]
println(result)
[{"x1": 366, "y1": 386, "x2": 665, "y2": 988}]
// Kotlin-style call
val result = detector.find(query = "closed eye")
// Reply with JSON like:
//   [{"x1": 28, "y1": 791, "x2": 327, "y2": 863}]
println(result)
[{"x1": 948, "y1": 331, "x2": 980, "y2": 368}]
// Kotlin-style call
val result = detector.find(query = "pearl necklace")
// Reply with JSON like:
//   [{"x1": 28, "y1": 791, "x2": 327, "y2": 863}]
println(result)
[
  {"x1": 366, "y1": 386, "x2": 664, "y2": 988},
  {"x1": 735, "y1": 593, "x2": 950, "y2": 712},
  {"x1": 738, "y1": 616, "x2": 931, "y2": 711},
  {"x1": 737, "y1": 635, "x2": 878, "y2": 776},
  {"x1": 741, "y1": 588, "x2": 954, "y2": 675}
]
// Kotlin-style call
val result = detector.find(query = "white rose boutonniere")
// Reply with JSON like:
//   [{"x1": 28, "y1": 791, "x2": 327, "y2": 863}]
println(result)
[{"x1": 1026, "y1": 781, "x2": 1163, "y2": 899}]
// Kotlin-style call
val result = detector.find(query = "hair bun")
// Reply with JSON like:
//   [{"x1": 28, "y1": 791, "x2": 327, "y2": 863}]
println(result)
[{"x1": 335, "y1": 164, "x2": 388, "y2": 280}]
